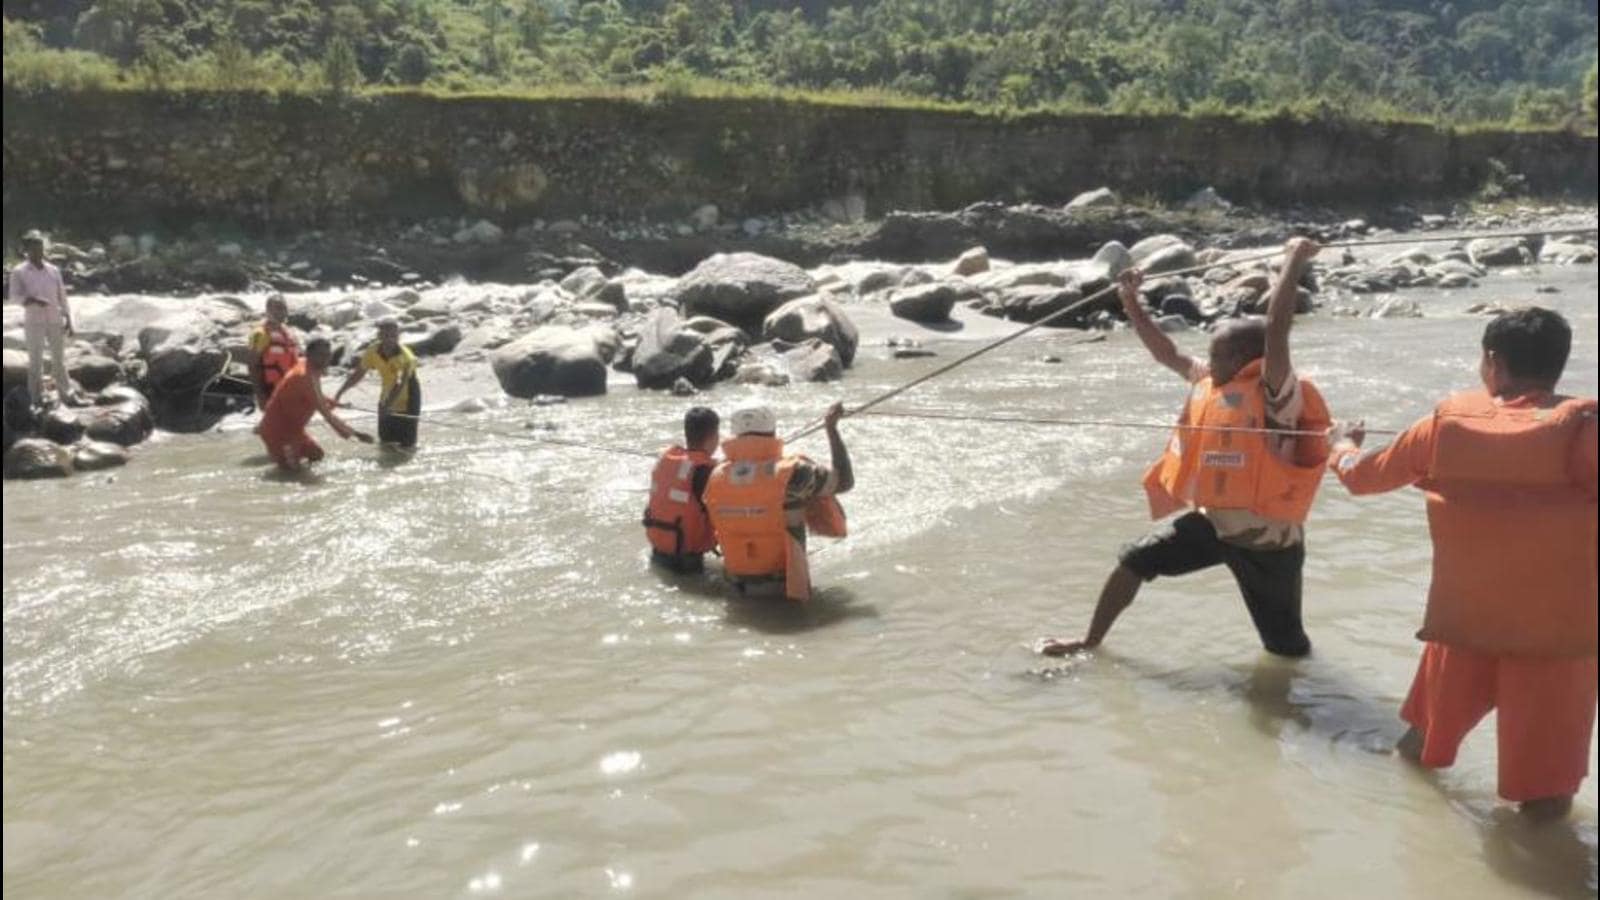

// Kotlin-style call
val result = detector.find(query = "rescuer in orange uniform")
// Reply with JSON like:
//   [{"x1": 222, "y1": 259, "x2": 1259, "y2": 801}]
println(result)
[
  {"x1": 705, "y1": 402, "x2": 852, "y2": 602},
  {"x1": 1327, "y1": 306, "x2": 1597, "y2": 821},
  {"x1": 644, "y1": 407, "x2": 723, "y2": 574},
  {"x1": 1038, "y1": 237, "x2": 1329, "y2": 658}
]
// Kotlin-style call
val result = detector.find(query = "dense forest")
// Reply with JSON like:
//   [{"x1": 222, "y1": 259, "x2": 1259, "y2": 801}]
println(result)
[{"x1": 3, "y1": 0, "x2": 1597, "y2": 127}]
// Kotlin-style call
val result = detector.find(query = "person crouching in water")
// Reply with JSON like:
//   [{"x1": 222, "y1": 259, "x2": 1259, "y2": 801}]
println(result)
[
  {"x1": 259, "y1": 337, "x2": 372, "y2": 471},
  {"x1": 1327, "y1": 307, "x2": 1596, "y2": 821},
  {"x1": 333, "y1": 318, "x2": 421, "y2": 449},
  {"x1": 644, "y1": 406, "x2": 722, "y2": 574},
  {"x1": 705, "y1": 403, "x2": 853, "y2": 602},
  {"x1": 1038, "y1": 237, "x2": 1330, "y2": 658}
]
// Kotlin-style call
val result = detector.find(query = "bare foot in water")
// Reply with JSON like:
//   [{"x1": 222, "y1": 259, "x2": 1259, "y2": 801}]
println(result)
[
  {"x1": 1034, "y1": 637, "x2": 1095, "y2": 657},
  {"x1": 1396, "y1": 726, "x2": 1424, "y2": 762},
  {"x1": 1518, "y1": 795, "x2": 1573, "y2": 823}
]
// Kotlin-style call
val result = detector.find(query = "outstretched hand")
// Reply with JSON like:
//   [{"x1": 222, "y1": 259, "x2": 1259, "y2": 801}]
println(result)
[
  {"x1": 352, "y1": 430, "x2": 376, "y2": 444},
  {"x1": 1327, "y1": 419, "x2": 1366, "y2": 450},
  {"x1": 823, "y1": 401, "x2": 846, "y2": 430}
]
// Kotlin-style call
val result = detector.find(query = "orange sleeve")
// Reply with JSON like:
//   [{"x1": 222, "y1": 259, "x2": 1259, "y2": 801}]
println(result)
[{"x1": 1329, "y1": 414, "x2": 1437, "y2": 496}]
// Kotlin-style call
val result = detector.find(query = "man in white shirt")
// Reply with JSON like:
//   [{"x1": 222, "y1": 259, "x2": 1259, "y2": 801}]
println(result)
[{"x1": 9, "y1": 230, "x2": 80, "y2": 407}]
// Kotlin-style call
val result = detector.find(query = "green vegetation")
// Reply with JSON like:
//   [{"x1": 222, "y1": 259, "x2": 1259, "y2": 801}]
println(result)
[{"x1": 4, "y1": 1, "x2": 1597, "y2": 129}]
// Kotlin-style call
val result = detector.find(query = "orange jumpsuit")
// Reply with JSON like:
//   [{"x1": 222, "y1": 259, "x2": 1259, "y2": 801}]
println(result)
[
  {"x1": 1331, "y1": 391, "x2": 1598, "y2": 801},
  {"x1": 258, "y1": 361, "x2": 326, "y2": 468}
]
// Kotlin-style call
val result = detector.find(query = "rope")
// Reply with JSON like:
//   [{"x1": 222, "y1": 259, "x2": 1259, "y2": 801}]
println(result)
[
  {"x1": 860, "y1": 408, "x2": 1399, "y2": 437},
  {"x1": 783, "y1": 226, "x2": 1598, "y2": 442},
  {"x1": 342, "y1": 405, "x2": 655, "y2": 459}
]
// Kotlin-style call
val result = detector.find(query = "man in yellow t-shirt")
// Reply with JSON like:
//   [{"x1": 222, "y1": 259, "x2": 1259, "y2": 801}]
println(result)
[{"x1": 333, "y1": 318, "x2": 421, "y2": 448}]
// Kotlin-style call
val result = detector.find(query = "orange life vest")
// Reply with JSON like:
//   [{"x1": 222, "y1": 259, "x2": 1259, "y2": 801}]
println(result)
[
  {"x1": 1143, "y1": 359, "x2": 1331, "y2": 523},
  {"x1": 704, "y1": 434, "x2": 847, "y2": 602},
  {"x1": 259, "y1": 320, "x2": 301, "y2": 389},
  {"x1": 643, "y1": 446, "x2": 718, "y2": 559},
  {"x1": 1415, "y1": 390, "x2": 1598, "y2": 657}
]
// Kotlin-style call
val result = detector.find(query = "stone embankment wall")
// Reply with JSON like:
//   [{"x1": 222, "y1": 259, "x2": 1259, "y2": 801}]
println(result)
[{"x1": 3, "y1": 88, "x2": 1596, "y2": 228}]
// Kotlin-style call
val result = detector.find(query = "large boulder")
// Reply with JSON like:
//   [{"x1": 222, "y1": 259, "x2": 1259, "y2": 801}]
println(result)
[
  {"x1": 633, "y1": 310, "x2": 714, "y2": 390},
  {"x1": 490, "y1": 326, "x2": 608, "y2": 398},
  {"x1": 40, "y1": 407, "x2": 87, "y2": 445},
  {"x1": 69, "y1": 354, "x2": 124, "y2": 392},
  {"x1": 140, "y1": 325, "x2": 227, "y2": 398},
  {"x1": 762, "y1": 296, "x2": 858, "y2": 367},
  {"x1": 72, "y1": 440, "x2": 129, "y2": 471},
  {"x1": 84, "y1": 389, "x2": 155, "y2": 446},
  {"x1": 889, "y1": 283, "x2": 960, "y2": 324},
  {"x1": 1139, "y1": 242, "x2": 1199, "y2": 276},
  {"x1": 1538, "y1": 238, "x2": 1597, "y2": 265},
  {"x1": 676, "y1": 253, "x2": 817, "y2": 332},
  {"x1": 1092, "y1": 241, "x2": 1135, "y2": 279},
  {"x1": 1468, "y1": 237, "x2": 1533, "y2": 267},
  {"x1": 4, "y1": 438, "x2": 72, "y2": 479}
]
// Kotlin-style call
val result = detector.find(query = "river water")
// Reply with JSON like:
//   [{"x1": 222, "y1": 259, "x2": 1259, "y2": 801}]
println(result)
[{"x1": 4, "y1": 259, "x2": 1597, "y2": 898}]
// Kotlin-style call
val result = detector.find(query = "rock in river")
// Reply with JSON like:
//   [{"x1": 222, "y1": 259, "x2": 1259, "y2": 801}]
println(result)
[
  {"x1": 491, "y1": 326, "x2": 609, "y2": 398},
  {"x1": 676, "y1": 253, "x2": 817, "y2": 332},
  {"x1": 762, "y1": 296, "x2": 858, "y2": 367}
]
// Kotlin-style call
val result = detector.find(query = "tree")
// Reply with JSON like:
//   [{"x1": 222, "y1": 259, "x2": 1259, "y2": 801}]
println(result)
[
  {"x1": 322, "y1": 36, "x2": 362, "y2": 95},
  {"x1": 391, "y1": 42, "x2": 433, "y2": 86}
]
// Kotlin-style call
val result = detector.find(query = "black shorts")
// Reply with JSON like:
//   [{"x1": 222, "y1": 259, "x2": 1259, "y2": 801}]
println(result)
[
  {"x1": 1119, "y1": 511, "x2": 1311, "y2": 658},
  {"x1": 377, "y1": 376, "x2": 420, "y2": 448}
]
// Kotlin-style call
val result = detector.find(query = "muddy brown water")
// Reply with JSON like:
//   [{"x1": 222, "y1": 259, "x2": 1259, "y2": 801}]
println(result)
[{"x1": 4, "y1": 260, "x2": 1597, "y2": 898}]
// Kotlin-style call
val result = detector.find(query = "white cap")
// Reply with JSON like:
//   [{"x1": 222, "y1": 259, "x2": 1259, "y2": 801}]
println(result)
[{"x1": 730, "y1": 405, "x2": 777, "y2": 435}]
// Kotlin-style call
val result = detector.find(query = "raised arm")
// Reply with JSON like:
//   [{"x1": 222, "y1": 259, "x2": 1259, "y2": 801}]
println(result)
[
  {"x1": 1117, "y1": 269, "x2": 1197, "y2": 380},
  {"x1": 1263, "y1": 238, "x2": 1319, "y2": 393},
  {"x1": 824, "y1": 402, "x2": 854, "y2": 494}
]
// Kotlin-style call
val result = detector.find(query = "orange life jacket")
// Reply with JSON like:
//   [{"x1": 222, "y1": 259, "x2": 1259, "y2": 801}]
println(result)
[
  {"x1": 259, "y1": 320, "x2": 301, "y2": 389},
  {"x1": 643, "y1": 446, "x2": 718, "y2": 559},
  {"x1": 1143, "y1": 359, "x2": 1331, "y2": 523},
  {"x1": 1415, "y1": 390, "x2": 1598, "y2": 657},
  {"x1": 704, "y1": 434, "x2": 847, "y2": 602}
]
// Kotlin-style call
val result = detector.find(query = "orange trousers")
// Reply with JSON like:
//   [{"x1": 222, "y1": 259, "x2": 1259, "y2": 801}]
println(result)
[{"x1": 1402, "y1": 642, "x2": 1597, "y2": 801}]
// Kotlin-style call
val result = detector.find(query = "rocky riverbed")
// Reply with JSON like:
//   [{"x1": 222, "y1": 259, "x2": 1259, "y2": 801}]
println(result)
[{"x1": 3, "y1": 195, "x2": 1595, "y2": 480}]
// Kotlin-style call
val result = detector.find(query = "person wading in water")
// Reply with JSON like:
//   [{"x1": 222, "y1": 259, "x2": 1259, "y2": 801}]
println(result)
[
  {"x1": 1328, "y1": 307, "x2": 1597, "y2": 821},
  {"x1": 1038, "y1": 238, "x2": 1330, "y2": 658}
]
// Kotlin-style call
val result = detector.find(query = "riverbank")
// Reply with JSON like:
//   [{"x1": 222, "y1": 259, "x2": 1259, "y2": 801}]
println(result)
[
  {"x1": 4, "y1": 209, "x2": 1594, "y2": 480},
  {"x1": 4, "y1": 88, "x2": 1596, "y2": 236}
]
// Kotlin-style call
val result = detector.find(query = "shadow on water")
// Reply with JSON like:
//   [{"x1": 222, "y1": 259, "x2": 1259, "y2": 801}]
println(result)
[
  {"x1": 722, "y1": 585, "x2": 880, "y2": 634},
  {"x1": 1476, "y1": 806, "x2": 1598, "y2": 900},
  {"x1": 1036, "y1": 651, "x2": 1597, "y2": 897},
  {"x1": 647, "y1": 564, "x2": 880, "y2": 634}
]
